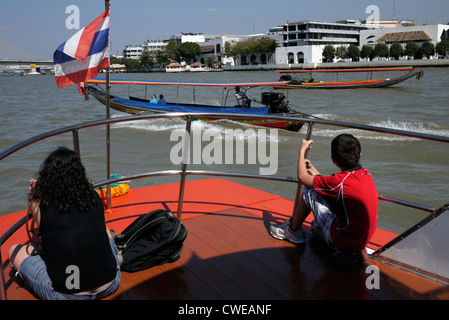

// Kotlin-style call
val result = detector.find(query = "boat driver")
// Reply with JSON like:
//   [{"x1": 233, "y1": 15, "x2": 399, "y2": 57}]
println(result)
[{"x1": 234, "y1": 86, "x2": 250, "y2": 108}]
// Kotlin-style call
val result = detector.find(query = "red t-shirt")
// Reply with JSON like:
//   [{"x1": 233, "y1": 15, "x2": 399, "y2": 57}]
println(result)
[{"x1": 313, "y1": 167, "x2": 378, "y2": 252}]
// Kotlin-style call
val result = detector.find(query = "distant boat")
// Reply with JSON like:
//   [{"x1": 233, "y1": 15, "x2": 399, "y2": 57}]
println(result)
[
  {"x1": 273, "y1": 67, "x2": 424, "y2": 89},
  {"x1": 27, "y1": 64, "x2": 42, "y2": 76}
]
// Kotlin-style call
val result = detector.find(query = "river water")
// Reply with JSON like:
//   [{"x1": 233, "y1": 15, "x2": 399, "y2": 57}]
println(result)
[{"x1": 1, "y1": 68, "x2": 448, "y2": 234}]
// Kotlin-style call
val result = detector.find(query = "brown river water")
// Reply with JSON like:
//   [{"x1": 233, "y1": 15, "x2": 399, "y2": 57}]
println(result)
[{"x1": 1, "y1": 68, "x2": 448, "y2": 234}]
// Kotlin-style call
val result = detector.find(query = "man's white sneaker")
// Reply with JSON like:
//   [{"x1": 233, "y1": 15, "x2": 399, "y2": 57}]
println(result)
[{"x1": 269, "y1": 219, "x2": 306, "y2": 244}]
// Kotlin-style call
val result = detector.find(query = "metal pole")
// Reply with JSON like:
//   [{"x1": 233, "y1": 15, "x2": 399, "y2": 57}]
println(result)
[
  {"x1": 177, "y1": 116, "x2": 192, "y2": 220},
  {"x1": 72, "y1": 129, "x2": 80, "y2": 156},
  {"x1": 105, "y1": 0, "x2": 112, "y2": 211},
  {"x1": 0, "y1": 251, "x2": 6, "y2": 300}
]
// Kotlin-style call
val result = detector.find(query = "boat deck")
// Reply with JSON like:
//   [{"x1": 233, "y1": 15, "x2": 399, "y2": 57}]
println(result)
[{"x1": 1, "y1": 179, "x2": 448, "y2": 300}]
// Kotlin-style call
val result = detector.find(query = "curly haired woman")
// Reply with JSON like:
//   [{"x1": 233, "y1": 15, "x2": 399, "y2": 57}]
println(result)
[{"x1": 8, "y1": 147, "x2": 121, "y2": 300}]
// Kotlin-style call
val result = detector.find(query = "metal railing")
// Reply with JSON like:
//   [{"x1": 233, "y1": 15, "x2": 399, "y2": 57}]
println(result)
[{"x1": 1, "y1": 112, "x2": 448, "y2": 299}]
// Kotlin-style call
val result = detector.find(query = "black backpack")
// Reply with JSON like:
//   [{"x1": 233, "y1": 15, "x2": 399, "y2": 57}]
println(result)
[{"x1": 113, "y1": 209, "x2": 187, "y2": 273}]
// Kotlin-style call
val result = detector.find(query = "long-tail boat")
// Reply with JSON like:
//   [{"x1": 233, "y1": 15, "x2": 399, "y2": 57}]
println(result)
[
  {"x1": 273, "y1": 67, "x2": 424, "y2": 89},
  {"x1": 83, "y1": 78, "x2": 307, "y2": 132}
]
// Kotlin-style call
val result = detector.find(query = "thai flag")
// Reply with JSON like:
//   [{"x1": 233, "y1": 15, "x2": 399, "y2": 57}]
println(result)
[{"x1": 54, "y1": 9, "x2": 110, "y2": 88}]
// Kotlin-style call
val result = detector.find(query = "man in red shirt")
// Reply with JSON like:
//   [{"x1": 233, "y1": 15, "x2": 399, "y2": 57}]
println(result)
[{"x1": 270, "y1": 134, "x2": 378, "y2": 268}]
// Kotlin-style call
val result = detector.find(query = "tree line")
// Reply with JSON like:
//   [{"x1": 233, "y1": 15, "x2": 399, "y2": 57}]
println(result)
[
  {"x1": 323, "y1": 40, "x2": 449, "y2": 62},
  {"x1": 118, "y1": 38, "x2": 449, "y2": 70},
  {"x1": 120, "y1": 37, "x2": 277, "y2": 71}
]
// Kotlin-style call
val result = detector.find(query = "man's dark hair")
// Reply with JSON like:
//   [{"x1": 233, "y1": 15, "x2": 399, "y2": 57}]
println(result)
[{"x1": 331, "y1": 134, "x2": 361, "y2": 170}]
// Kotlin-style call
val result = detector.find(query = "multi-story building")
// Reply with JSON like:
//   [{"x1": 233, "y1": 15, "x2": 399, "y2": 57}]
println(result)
[
  {"x1": 275, "y1": 20, "x2": 374, "y2": 64},
  {"x1": 169, "y1": 33, "x2": 220, "y2": 45},
  {"x1": 123, "y1": 41, "x2": 168, "y2": 61},
  {"x1": 123, "y1": 20, "x2": 449, "y2": 67},
  {"x1": 144, "y1": 40, "x2": 168, "y2": 52},
  {"x1": 123, "y1": 45, "x2": 144, "y2": 61}
]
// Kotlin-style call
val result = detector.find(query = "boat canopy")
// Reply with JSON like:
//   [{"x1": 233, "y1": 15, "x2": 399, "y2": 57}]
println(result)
[
  {"x1": 276, "y1": 67, "x2": 415, "y2": 73},
  {"x1": 113, "y1": 96, "x2": 270, "y2": 115},
  {"x1": 86, "y1": 78, "x2": 290, "y2": 88}
]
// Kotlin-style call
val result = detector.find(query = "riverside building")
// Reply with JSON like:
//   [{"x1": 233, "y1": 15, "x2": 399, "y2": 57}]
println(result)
[
  {"x1": 274, "y1": 20, "x2": 375, "y2": 65},
  {"x1": 360, "y1": 23, "x2": 449, "y2": 56}
]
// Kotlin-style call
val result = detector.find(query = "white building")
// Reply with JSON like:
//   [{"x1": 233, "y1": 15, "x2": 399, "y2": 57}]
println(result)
[
  {"x1": 197, "y1": 34, "x2": 250, "y2": 66},
  {"x1": 123, "y1": 45, "x2": 144, "y2": 60},
  {"x1": 274, "y1": 20, "x2": 374, "y2": 64},
  {"x1": 144, "y1": 41, "x2": 168, "y2": 52},
  {"x1": 360, "y1": 24, "x2": 449, "y2": 49},
  {"x1": 123, "y1": 41, "x2": 168, "y2": 61},
  {"x1": 275, "y1": 45, "x2": 326, "y2": 65},
  {"x1": 169, "y1": 33, "x2": 220, "y2": 45}
]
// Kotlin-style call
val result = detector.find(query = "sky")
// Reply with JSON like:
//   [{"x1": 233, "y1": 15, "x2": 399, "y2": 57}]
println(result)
[{"x1": 0, "y1": 0, "x2": 448, "y2": 60}]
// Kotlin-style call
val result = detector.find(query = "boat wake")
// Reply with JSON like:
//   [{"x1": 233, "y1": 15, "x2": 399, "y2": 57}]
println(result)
[
  {"x1": 111, "y1": 115, "x2": 187, "y2": 132},
  {"x1": 310, "y1": 114, "x2": 449, "y2": 141},
  {"x1": 110, "y1": 115, "x2": 287, "y2": 143},
  {"x1": 110, "y1": 113, "x2": 449, "y2": 143}
]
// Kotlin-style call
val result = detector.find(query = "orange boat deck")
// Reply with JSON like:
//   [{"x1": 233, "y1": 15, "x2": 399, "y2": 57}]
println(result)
[{"x1": 1, "y1": 178, "x2": 448, "y2": 300}]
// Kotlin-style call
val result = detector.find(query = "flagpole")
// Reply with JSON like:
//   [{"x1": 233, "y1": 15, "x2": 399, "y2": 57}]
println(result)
[{"x1": 105, "y1": 0, "x2": 112, "y2": 212}]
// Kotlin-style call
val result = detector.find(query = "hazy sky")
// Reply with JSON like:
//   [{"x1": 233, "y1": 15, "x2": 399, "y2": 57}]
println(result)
[{"x1": 1, "y1": 0, "x2": 448, "y2": 59}]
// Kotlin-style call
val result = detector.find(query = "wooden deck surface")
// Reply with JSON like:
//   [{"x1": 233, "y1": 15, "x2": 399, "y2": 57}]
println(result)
[{"x1": 2, "y1": 179, "x2": 449, "y2": 300}]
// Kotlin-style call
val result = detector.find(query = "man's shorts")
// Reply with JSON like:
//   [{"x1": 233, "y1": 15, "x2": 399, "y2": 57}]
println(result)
[{"x1": 302, "y1": 186, "x2": 337, "y2": 250}]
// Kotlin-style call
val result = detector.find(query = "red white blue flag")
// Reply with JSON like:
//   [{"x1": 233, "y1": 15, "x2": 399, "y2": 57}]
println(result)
[{"x1": 54, "y1": 9, "x2": 110, "y2": 88}]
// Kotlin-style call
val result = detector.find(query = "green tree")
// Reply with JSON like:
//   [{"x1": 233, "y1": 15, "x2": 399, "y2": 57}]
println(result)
[
  {"x1": 421, "y1": 40, "x2": 435, "y2": 58},
  {"x1": 405, "y1": 42, "x2": 419, "y2": 58},
  {"x1": 155, "y1": 41, "x2": 178, "y2": 66},
  {"x1": 347, "y1": 44, "x2": 360, "y2": 61},
  {"x1": 229, "y1": 37, "x2": 277, "y2": 57},
  {"x1": 254, "y1": 37, "x2": 277, "y2": 54},
  {"x1": 225, "y1": 37, "x2": 276, "y2": 65},
  {"x1": 231, "y1": 40, "x2": 251, "y2": 57},
  {"x1": 389, "y1": 43, "x2": 403, "y2": 60},
  {"x1": 165, "y1": 41, "x2": 179, "y2": 58},
  {"x1": 335, "y1": 46, "x2": 347, "y2": 60},
  {"x1": 436, "y1": 40, "x2": 449, "y2": 57},
  {"x1": 139, "y1": 51, "x2": 154, "y2": 70},
  {"x1": 373, "y1": 43, "x2": 389, "y2": 59},
  {"x1": 110, "y1": 56, "x2": 121, "y2": 64},
  {"x1": 206, "y1": 56, "x2": 217, "y2": 67},
  {"x1": 155, "y1": 50, "x2": 170, "y2": 67},
  {"x1": 124, "y1": 59, "x2": 140, "y2": 71},
  {"x1": 223, "y1": 41, "x2": 232, "y2": 57},
  {"x1": 360, "y1": 45, "x2": 374, "y2": 61},
  {"x1": 414, "y1": 48, "x2": 424, "y2": 59},
  {"x1": 322, "y1": 45, "x2": 335, "y2": 62},
  {"x1": 177, "y1": 42, "x2": 201, "y2": 64}
]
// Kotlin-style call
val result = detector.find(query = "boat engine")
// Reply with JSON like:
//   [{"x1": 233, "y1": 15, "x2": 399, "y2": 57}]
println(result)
[
  {"x1": 261, "y1": 92, "x2": 290, "y2": 114},
  {"x1": 279, "y1": 74, "x2": 293, "y2": 81}
]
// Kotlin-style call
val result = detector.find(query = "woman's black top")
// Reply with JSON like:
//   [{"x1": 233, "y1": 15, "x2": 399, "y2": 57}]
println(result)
[{"x1": 39, "y1": 192, "x2": 117, "y2": 294}]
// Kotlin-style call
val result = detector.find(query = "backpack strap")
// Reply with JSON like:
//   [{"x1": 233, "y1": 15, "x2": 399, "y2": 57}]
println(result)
[{"x1": 117, "y1": 250, "x2": 124, "y2": 267}]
